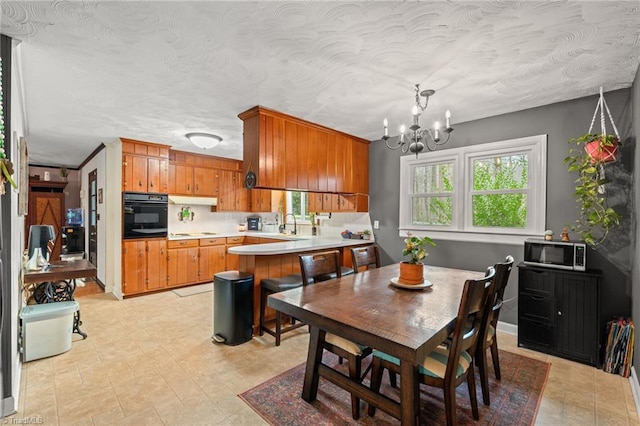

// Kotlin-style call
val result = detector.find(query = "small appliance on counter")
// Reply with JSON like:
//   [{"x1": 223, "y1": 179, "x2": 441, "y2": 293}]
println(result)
[{"x1": 247, "y1": 216, "x2": 262, "y2": 231}]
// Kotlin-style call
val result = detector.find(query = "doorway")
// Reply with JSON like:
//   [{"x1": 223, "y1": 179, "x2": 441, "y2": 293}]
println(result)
[{"x1": 88, "y1": 169, "x2": 97, "y2": 267}]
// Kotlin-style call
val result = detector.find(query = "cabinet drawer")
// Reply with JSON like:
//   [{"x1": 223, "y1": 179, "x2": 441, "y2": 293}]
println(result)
[
  {"x1": 199, "y1": 237, "x2": 225, "y2": 247},
  {"x1": 518, "y1": 268, "x2": 555, "y2": 296},
  {"x1": 519, "y1": 292, "x2": 555, "y2": 323},
  {"x1": 226, "y1": 236, "x2": 245, "y2": 244},
  {"x1": 245, "y1": 237, "x2": 261, "y2": 244},
  {"x1": 518, "y1": 318, "x2": 555, "y2": 349},
  {"x1": 167, "y1": 239, "x2": 199, "y2": 249}
]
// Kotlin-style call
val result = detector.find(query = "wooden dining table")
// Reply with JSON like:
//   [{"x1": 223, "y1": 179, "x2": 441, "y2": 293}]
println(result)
[{"x1": 268, "y1": 263, "x2": 482, "y2": 425}]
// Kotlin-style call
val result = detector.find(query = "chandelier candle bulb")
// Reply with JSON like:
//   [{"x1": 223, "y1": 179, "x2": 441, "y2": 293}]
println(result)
[
  {"x1": 383, "y1": 118, "x2": 388, "y2": 137},
  {"x1": 434, "y1": 121, "x2": 440, "y2": 141},
  {"x1": 446, "y1": 110, "x2": 451, "y2": 128}
]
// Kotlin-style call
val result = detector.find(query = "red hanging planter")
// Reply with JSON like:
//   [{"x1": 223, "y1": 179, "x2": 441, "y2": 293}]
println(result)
[{"x1": 584, "y1": 138, "x2": 619, "y2": 163}]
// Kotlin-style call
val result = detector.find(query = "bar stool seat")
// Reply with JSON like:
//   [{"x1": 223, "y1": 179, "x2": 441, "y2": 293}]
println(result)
[{"x1": 260, "y1": 274, "x2": 305, "y2": 346}]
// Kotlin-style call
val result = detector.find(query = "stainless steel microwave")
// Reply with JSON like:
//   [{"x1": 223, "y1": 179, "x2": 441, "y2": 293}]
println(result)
[{"x1": 523, "y1": 238, "x2": 586, "y2": 271}]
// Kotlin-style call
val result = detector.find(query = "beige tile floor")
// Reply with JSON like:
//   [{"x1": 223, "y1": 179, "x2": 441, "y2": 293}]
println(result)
[{"x1": 7, "y1": 289, "x2": 639, "y2": 425}]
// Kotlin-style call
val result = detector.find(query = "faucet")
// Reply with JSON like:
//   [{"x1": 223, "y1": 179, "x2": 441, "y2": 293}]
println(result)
[{"x1": 282, "y1": 213, "x2": 297, "y2": 235}]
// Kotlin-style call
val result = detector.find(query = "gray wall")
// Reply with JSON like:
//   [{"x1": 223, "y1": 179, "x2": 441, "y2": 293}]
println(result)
[
  {"x1": 633, "y1": 65, "x2": 640, "y2": 372},
  {"x1": 369, "y1": 89, "x2": 634, "y2": 329}
]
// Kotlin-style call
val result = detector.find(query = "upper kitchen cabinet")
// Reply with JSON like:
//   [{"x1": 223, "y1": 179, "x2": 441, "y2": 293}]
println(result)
[
  {"x1": 121, "y1": 138, "x2": 170, "y2": 193},
  {"x1": 167, "y1": 150, "x2": 243, "y2": 200},
  {"x1": 239, "y1": 106, "x2": 370, "y2": 194}
]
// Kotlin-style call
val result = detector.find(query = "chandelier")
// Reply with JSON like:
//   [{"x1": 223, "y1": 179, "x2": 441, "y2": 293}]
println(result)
[{"x1": 382, "y1": 84, "x2": 453, "y2": 157}]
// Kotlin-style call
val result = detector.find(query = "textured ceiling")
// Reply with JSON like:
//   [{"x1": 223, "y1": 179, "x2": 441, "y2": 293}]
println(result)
[{"x1": 1, "y1": 1, "x2": 640, "y2": 167}]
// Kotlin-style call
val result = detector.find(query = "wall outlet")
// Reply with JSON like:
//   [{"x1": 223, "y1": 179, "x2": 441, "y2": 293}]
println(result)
[{"x1": 373, "y1": 220, "x2": 379, "y2": 229}]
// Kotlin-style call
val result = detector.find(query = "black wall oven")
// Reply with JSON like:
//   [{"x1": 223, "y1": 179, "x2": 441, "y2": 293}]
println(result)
[{"x1": 123, "y1": 192, "x2": 168, "y2": 239}]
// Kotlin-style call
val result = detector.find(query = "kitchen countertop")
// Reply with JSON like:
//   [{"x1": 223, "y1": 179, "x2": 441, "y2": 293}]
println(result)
[
  {"x1": 227, "y1": 235, "x2": 373, "y2": 255},
  {"x1": 168, "y1": 231, "x2": 373, "y2": 255}
]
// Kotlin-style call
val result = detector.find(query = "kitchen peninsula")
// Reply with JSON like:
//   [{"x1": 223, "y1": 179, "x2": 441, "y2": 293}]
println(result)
[{"x1": 226, "y1": 235, "x2": 373, "y2": 334}]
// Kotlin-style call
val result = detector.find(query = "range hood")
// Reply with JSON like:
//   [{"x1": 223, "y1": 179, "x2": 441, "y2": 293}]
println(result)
[{"x1": 168, "y1": 195, "x2": 218, "y2": 206}]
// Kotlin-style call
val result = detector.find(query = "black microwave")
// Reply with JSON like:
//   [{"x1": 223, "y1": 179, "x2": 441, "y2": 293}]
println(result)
[{"x1": 523, "y1": 238, "x2": 586, "y2": 271}]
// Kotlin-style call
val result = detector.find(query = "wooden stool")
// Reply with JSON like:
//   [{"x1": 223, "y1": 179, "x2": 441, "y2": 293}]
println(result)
[{"x1": 259, "y1": 274, "x2": 305, "y2": 346}]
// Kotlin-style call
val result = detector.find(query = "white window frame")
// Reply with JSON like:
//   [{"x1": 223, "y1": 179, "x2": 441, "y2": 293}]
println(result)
[{"x1": 399, "y1": 134, "x2": 547, "y2": 245}]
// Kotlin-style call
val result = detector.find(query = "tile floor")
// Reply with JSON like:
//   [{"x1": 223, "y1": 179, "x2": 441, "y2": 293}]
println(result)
[{"x1": 7, "y1": 289, "x2": 639, "y2": 425}]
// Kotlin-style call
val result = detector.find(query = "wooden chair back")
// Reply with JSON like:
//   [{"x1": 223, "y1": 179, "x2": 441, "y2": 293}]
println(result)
[
  {"x1": 351, "y1": 245, "x2": 381, "y2": 272},
  {"x1": 486, "y1": 255, "x2": 515, "y2": 332},
  {"x1": 446, "y1": 267, "x2": 495, "y2": 377},
  {"x1": 299, "y1": 250, "x2": 342, "y2": 285}
]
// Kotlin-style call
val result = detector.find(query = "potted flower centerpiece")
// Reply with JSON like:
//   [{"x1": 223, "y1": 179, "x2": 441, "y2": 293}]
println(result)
[{"x1": 399, "y1": 233, "x2": 436, "y2": 285}]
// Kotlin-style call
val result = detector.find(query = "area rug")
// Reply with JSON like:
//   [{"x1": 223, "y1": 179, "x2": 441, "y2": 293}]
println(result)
[
  {"x1": 171, "y1": 283, "x2": 213, "y2": 297},
  {"x1": 239, "y1": 350, "x2": 549, "y2": 425}
]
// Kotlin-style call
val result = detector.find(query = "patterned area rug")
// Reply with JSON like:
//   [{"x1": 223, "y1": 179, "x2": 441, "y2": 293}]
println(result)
[{"x1": 239, "y1": 350, "x2": 549, "y2": 425}]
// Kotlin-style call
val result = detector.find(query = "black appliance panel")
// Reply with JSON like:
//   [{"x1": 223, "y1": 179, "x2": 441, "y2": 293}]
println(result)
[{"x1": 123, "y1": 192, "x2": 168, "y2": 239}]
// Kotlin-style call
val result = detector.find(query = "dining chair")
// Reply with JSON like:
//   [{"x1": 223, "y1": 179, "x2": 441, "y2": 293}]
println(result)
[
  {"x1": 298, "y1": 250, "x2": 373, "y2": 420},
  {"x1": 476, "y1": 255, "x2": 515, "y2": 406},
  {"x1": 350, "y1": 244, "x2": 381, "y2": 272},
  {"x1": 368, "y1": 267, "x2": 495, "y2": 425}
]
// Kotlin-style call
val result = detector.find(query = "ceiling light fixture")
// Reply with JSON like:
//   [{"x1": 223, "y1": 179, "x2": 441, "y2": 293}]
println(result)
[
  {"x1": 186, "y1": 132, "x2": 222, "y2": 149},
  {"x1": 382, "y1": 84, "x2": 454, "y2": 157}
]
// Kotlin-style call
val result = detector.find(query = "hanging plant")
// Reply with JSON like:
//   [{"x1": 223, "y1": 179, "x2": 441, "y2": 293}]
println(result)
[
  {"x1": 563, "y1": 87, "x2": 621, "y2": 248},
  {"x1": 0, "y1": 56, "x2": 17, "y2": 195}
]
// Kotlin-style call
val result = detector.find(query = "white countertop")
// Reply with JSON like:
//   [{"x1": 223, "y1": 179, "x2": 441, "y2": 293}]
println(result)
[
  {"x1": 167, "y1": 231, "x2": 308, "y2": 241},
  {"x1": 227, "y1": 236, "x2": 373, "y2": 255}
]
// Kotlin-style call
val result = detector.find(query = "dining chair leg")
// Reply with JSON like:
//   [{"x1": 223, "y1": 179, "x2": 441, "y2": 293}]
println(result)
[
  {"x1": 367, "y1": 357, "x2": 384, "y2": 417},
  {"x1": 467, "y1": 365, "x2": 480, "y2": 420},
  {"x1": 490, "y1": 337, "x2": 501, "y2": 380},
  {"x1": 443, "y1": 382, "x2": 457, "y2": 426},
  {"x1": 348, "y1": 355, "x2": 362, "y2": 419},
  {"x1": 476, "y1": 349, "x2": 491, "y2": 406}
]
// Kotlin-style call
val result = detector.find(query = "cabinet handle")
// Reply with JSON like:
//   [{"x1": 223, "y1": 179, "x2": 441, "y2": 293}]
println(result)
[
  {"x1": 195, "y1": 184, "x2": 199, "y2": 191},
  {"x1": 150, "y1": 181, "x2": 154, "y2": 188},
  {"x1": 530, "y1": 295, "x2": 545, "y2": 301},
  {"x1": 557, "y1": 311, "x2": 562, "y2": 316}
]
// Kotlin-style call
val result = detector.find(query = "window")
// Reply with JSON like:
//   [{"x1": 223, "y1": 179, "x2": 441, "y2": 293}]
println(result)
[
  {"x1": 286, "y1": 191, "x2": 311, "y2": 222},
  {"x1": 399, "y1": 135, "x2": 547, "y2": 244}
]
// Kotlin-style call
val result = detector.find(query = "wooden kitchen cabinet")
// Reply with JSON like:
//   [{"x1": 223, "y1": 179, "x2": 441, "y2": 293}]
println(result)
[
  {"x1": 122, "y1": 238, "x2": 168, "y2": 296},
  {"x1": 199, "y1": 237, "x2": 226, "y2": 282},
  {"x1": 249, "y1": 188, "x2": 272, "y2": 212},
  {"x1": 239, "y1": 106, "x2": 370, "y2": 194},
  {"x1": 167, "y1": 239, "x2": 199, "y2": 287},
  {"x1": 193, "y1": 166, "x2": 218, "y2": 196},
  {"x1": 517, "y1": 263, "x2": 602, "y2": 366},
  {"x1": 121, "y1": 138, "x2": 170, "y2": 193},
  {"x1": 168, "y1": 163, "x2": 193, "y2": 195},
  {"x1": 225, "y1": 236, "x2": 245, "y2": 271}
]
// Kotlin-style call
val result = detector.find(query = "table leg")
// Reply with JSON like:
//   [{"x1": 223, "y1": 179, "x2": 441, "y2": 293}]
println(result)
[
  {"x1": 73, "y1": 310, "x2": 88, "y2": 339},
  {"x1": 302, "y1": 326, "x2": 326, "y2": 402},
  {"x1": 400, "y1": 360, "x2": 418, "y2": 425}
]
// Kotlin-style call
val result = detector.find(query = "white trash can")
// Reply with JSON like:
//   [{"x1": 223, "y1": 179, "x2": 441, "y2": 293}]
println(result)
[{"x1": 19, "y1": 301, "x2": 79, "y2": 362}]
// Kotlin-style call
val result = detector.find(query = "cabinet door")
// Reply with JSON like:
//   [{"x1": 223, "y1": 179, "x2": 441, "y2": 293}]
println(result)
[
  {"x1": 170, "y1": 164, "x2": 193, "y2": 195},
  {"x1": 193, "y1": 167, "x2": 216, "y2": 196},
  {"x1": 147, "y1": 157, "x2": 161, "y2": 193},
  {"x1": 158, "y1": 159, "x2": 169, "y2": 193},
  {"x1": 146, "y1": 239, "x2": 167, "y2": 290},
  {"x1": 217, "y1": 170, "x2": 233, "y2": 211},
  {"x1": 555, "y1": 274, "x2": 599, "y2": 364},
  {"x1": 284, "y1": 120, "x2": 298, "y2": 189},
  {"x1": 352, "y1": 139, "x2": 369, "y2": 194},
  {"x1": 309, "y1": 192, "x2": 323, "y2": 213},
  {"x1": 122, "y1": 241, "x2": 146, "y2": 295},
  {"x1": 250, "y1": 189, "x2": 271, "y2": 212},
  {"x1": 167, "y1": 247, "x2": 199, "y2": 286},
  {"x1": 122, "y1": 154, "x2": 133, "y2": 192},
  {"x1": 307, "y1": 129, "x2": 319, "y2": 191},
  {"x1": 226, "y1": 244, "x2": 242, "y2": 271},
  {"x1": 131, "y1": 156, "x2": 148, "y2": 192},
  {"x1": 233, "y1": 171, "x2": 248, "y2": 211},
  {"x1": 199, "y1": 245, "x2": 227, "y2": 281}
]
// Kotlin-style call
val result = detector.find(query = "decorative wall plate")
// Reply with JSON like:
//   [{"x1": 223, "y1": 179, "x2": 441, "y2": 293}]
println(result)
[{"x1": 244, "y1": 170, "x2": 256, "y2": 189}]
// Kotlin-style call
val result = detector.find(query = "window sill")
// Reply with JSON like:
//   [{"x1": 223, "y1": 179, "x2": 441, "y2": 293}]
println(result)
[{"x1": 398, "y1": 229, "x2": 536, "y2": 246}]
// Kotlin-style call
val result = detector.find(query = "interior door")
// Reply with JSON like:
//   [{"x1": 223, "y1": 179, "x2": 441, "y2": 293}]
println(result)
[{"x1": 88, "y1": 169, "x2": 98, "y2": 266}]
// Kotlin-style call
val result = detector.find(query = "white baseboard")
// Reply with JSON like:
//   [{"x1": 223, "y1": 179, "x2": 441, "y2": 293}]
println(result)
[
  {"x1": 496, "y1": 320, "x2": 518, "y2": 336},
  {"x1": 630, "y1": 367, "x2": 640, "y2": 418}
]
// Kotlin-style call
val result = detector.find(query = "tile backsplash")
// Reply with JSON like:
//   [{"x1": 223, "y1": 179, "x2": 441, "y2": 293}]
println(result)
[{"x1": 167, "y1": 204, "x2": 372, "y2": 239}]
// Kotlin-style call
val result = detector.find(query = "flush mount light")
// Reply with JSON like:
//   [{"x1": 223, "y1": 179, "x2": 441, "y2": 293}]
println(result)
[{"x1": 186, "y1": 132, "x2": 222, "y2": 149}]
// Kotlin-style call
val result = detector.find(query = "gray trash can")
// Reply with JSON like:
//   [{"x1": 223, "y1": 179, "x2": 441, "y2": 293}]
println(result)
[{"x1": 213, "y1": 271, "x2": 253, "y2": 345}]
